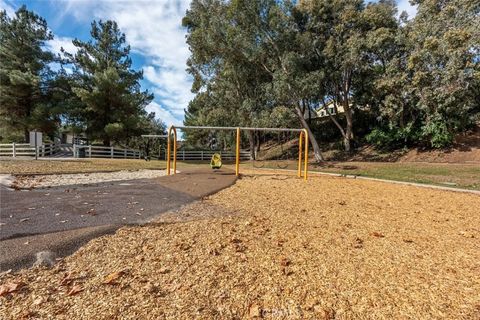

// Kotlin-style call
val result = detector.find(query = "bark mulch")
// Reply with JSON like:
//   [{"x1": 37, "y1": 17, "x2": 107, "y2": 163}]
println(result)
[{"x1": 1, "y1": 172, "x2": 479, "y2": 319}]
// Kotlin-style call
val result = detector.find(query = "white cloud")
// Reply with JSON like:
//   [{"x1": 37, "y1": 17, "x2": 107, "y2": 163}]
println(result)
[
  {"x1": 146, "y1": 101, "x2": 183, "y2": 127},
  {"x1": 46, "y1": 36, "x2": 77, "y2": 56},
  {"x1": 59, "y1": 0, "x2": 193, "y2": 126},
  {"x1": 397, "y1": 0, "x2": 417, "y2": 18},
  {"x1": 0, "y1": 0, "x2": 15, "y2": 17}
]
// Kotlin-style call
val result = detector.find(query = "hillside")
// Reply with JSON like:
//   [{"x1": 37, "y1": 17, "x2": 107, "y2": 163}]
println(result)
[{"x1": 257, "y1": 126, "x2": 480, "y2": 164}]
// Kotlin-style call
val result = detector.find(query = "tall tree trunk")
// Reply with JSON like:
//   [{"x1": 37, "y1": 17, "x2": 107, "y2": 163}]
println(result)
[
  {"x1": 255, "y1": 131, "x2": 261, "y2": 154},
  {"x1": 294, "y1": 104, "x2": 324, "y2": 162},
  {"x1": 343, "y1": 105, "x2": 354, "y2": 153},
  {"x1": 247, "y1": 130, "x2": 255, "y2": 160}
]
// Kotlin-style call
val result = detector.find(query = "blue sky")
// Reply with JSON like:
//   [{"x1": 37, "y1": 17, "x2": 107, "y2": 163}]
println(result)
[{"x1": 0, "y1": 0, "x2": 417, "y2": 127}]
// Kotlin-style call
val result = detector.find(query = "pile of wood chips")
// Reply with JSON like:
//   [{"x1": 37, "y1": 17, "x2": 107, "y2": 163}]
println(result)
[{"x1": 1, "y1": 172, "x2": 479, "y2": 319}]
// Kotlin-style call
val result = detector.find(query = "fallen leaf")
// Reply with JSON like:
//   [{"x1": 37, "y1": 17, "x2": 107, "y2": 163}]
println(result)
[
  {"x1": 20, "y1": 218, "x2": 30, "y2": 222},
  {"x1": 353, "y1": 237, "x2": 364, "y2": 249},
  {"x1": 249, "y1": 304, "x2": 262, "y2": 318},
  {"x1": 0, "y1": 281, "x2": 24, "y2": 296},
  {"x1": 159, "y1": 267, "x2": 171, "y2": 274},
  {"x1": 60, "y1": 272, "x2": 74, "y2": 286},
  {"x1": 280, "y1": 258, "x2": 291, "y2": 266},
  {"x1": 370, "y1": 232, "x2": 385, "y2": 238},
  {"x1": 103, "y1": 271, "x2": 124, "y2": 284},
  {"x1": 67, "y1": 285, "x2": 83, "y2": 296},
  {"x1": 459, "y1": 231, "x2": 475, "y2": 238}
]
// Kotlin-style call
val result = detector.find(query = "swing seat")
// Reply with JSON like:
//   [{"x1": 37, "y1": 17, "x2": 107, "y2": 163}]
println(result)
[{"x1": 210, "y1": 153, "x2": 222, "y2": 169}]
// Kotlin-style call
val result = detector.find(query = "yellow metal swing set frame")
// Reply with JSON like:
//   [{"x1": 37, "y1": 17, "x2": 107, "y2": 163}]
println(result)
[{"x1": 166, "y1": 126, "x2": 309, "y2": 180}]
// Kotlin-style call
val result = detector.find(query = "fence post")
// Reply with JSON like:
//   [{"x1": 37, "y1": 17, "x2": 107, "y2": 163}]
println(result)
[
  {"x1": 35, "y1": 146, "x2": 39, "y2": 159},
  {"x1": 124, "y1": 149, "x2": 127, "y2": 159},
  {"x1": 73, "y1": 144, "x2": 76, "y2": 158},
  {"x1": 12, "y1": 142, "x2": 16, "y2": 158},
  {"x1": 110, "y1": 146, "x2": 114, "y2": 159},
  {"x1": 88, "y1": 145, "x2": 92, "y2": 158},
  {"x1": 182, "y1": 150, "x2": 185, "y2": 161},
  {"x1": 201, "y1": 151, "x2": 204, "y2": 161},
  {"x1": 41, "y1": 145, "x2": 45, "y2": 157}
]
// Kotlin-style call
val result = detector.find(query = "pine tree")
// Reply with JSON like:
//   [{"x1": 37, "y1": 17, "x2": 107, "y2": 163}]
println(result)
[
  {"x1": 0, "y1": 6, "x2": 55, "y2": 142},
  {"x1": 65, "y1": 20, "x2": 153, "y2": 146}
]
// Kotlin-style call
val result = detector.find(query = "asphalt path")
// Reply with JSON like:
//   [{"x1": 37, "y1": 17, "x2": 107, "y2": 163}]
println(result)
[{"x1": 0, "y1": 168, "x2": 236, "y2": 271}]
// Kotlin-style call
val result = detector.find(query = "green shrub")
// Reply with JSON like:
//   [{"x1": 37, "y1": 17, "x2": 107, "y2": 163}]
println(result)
[{"x1": 421, "y1": 121, "x2": 454, "y2": 148}]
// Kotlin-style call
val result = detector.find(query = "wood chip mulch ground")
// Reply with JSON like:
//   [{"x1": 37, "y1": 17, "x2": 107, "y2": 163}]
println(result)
[{"x1": 1, "y1": 172, "x2": 479, "y2": 319}]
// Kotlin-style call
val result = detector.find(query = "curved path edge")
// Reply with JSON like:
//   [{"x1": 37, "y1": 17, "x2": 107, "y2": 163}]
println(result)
[{"x1": 0, "y1": 168, "x2": 237, "y2": 272}]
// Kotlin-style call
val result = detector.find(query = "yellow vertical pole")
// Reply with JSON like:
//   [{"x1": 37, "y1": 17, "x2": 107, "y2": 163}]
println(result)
[
  {"x1": 235, "y1": 127, "x2": 240, "y2": 176},
  {"x1": 173, "y1": 127, "x2": 177, "y2": 174},
  {"x1": 298, "y1": 131, "x2": 303, "y2": 178},
  {"x1": 167, "y1": 126, "x2": 172, "y2": 175},
  {"x1": 304, "y1": 129, "x2": 309, "y2": 180}
]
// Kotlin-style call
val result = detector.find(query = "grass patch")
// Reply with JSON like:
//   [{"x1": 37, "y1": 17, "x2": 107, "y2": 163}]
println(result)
[{"x1": 239, "y1": 160, "x2": 480, "y2": 190}]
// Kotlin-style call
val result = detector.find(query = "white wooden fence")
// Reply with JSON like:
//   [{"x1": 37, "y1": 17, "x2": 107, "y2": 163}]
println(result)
[
  {"x1": 0, "y1": 143, "x2": 140, "y2": 159},
  {"x1": 73, "y1": 145, "x2": 142, "y2": 159},
  {"x1": 0, "y1": 143, "x2": 59, "y2": 157}
]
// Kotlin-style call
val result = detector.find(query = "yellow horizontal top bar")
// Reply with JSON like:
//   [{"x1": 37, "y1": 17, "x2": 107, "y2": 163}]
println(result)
[{"x1": 173, "y1": 126, "x2": 305, "y2": 133}]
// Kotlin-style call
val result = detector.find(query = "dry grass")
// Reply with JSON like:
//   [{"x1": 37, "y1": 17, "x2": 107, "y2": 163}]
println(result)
[
  {"x1": 1, "y1": 172, "x2": 479, "y2": 319},
  {"x1": 0, "y1": 159, "x2": 166, "y2": 175}
]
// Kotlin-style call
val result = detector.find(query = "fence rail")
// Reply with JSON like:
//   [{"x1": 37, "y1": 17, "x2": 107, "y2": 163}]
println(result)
[
  {"x1": 74, "y1": 145, "x2": 142, "y2": 159},
  {"x1": 0, "y1": 143, "x2": 35, "y2": 157},
  {"x1": 0, "y1": 143, "x2": 140, "y2": 159},
  {"x1": 1, "y1": 143, "x2": 251, "y2": 161},
  {"x1": 0, "y1": 143, "x2": 61, "y2": 158}
]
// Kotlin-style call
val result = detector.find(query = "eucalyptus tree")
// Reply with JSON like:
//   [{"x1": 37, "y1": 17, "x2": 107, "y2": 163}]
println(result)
[
  {"x1": 0, "y1": 6, "x2": 55, "y2": 141},
  {"x1": 374, "y1": 0, "x2": 480, "y2": 148},
  {"x1": 297, "y1": 0, "x2": 399, "y2": 152},
  {"x1": 183, "y1": 0, "x2": 326, "y2": 161},
  {"x1": 405, "y1": 0, "x2": 479, "y2": 147},
  {"x1": 183, "y1": 0, "x2": 276, "y2": 158}
]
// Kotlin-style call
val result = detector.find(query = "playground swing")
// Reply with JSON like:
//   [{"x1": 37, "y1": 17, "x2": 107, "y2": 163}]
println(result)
[
  {"x1": 208, "y1": 131, "x2": 223, "y2": 170},
  {"x1": 210, "y1": 153, "x2": 222, "y2": 169},
  {"x1": 166, "y1": 125, "x2": 309, "y2": 180}
]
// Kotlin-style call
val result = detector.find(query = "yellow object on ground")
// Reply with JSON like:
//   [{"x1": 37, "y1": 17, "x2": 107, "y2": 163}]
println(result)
[{"x1": 210, "y1": 153, "x2": 222, "y2": 169}]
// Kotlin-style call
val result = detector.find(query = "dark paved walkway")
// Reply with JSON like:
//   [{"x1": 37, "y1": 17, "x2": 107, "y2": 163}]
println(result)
[{"x1": 0, "y1": 168, "x2": 236, "y2": 271}]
